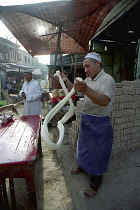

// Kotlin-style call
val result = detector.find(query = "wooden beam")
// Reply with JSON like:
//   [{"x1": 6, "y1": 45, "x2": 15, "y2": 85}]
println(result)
[
  {"x1": 0, "y1": 101, "x2": 23, "y2": 112},
  {"x1": 0, "y1": 88, "x2": 19, "y2": 114}
]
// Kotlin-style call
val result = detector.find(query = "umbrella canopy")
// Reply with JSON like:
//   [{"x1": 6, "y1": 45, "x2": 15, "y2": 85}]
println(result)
[{"x1": 0, "y1": 0, "x2": 118, "y2": 56}]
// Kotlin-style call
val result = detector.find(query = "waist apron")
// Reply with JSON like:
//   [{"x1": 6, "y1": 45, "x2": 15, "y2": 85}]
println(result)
[{"x1": 76, "y1": 112, "x2": 113, "y2": 176}]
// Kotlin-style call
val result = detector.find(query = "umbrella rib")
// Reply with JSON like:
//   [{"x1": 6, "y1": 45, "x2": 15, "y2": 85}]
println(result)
[
  {"x1": 41, "y1": 29, "x2": 87, "y2": 53},
  {"x1": 31, "y1": 33, "x2": 57, "y2": 56},
  {"x1": 41, "y1": 28, "x2": 67, "y2": 36},
  {"x1": 41, "y1": 32, "x2": 59, "y2": 36}
]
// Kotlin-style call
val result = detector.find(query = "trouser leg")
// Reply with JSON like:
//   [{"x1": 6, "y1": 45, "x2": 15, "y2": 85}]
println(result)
[{"x1": 90, "y1": 175, "x2": 103, "y2": 187}]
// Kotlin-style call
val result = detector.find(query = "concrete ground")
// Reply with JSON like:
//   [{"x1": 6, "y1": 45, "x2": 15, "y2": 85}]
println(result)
[{"x1": 5, "y1": 103, "x2": 140, "y2": 209}]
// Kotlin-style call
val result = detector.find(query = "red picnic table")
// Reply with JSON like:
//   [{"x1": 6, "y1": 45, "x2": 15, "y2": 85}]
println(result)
[{"x1": 0, "y1": 115, "x2": 42, "y2": 210}]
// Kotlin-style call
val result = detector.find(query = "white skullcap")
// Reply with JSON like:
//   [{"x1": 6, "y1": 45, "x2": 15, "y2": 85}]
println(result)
[
  {"x1": 84, "y1": 52, "x2": 102, "y2": 63},
  {"x1": 24, "y1": 70, "x2": 32, "y2": 74}
]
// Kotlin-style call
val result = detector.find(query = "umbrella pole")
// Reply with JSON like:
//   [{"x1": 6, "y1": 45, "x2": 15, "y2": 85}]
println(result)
[
  {"x1": 19, "y1": 68, "x2": 21, "y2": 92},
  {"x1": 74, "y1": 43, "x2": 78, "y2": 80},
  {"x1": 60, "y1": 46, "x2": 63, "y2": 73},
  {"x1": 51, "y1": 25, "x2": 62, "y2": 90}
]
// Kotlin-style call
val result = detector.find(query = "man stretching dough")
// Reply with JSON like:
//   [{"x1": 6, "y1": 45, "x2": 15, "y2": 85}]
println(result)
[{"x1": 61, "y1": 52, "x2": 115, "y2": 198}]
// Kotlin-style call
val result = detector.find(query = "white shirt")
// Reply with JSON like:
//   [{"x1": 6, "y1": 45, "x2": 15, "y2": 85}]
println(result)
[
  {"x1": 19, "y1": 79, "x2": 42, "y2": 116},
  {"x1": 82, "y1": 70, "x2": 115, "y2": 117},
  {"x1": 40, "y1": 79, "x2": 46, "y2": 90}
]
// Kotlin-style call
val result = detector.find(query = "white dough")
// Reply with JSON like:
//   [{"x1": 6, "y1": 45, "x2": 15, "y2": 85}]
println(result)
[{"x1": 41, "y1": 71, "x2": 83, "y2": 150}]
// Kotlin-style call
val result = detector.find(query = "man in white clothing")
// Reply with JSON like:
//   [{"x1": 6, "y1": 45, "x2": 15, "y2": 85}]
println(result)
[
  {"x1": 40, "y1": 78, "x2": 47, "y2": 90},
  {"x1": 19, "y1": 71, "x2": 42, "y2": 116}
]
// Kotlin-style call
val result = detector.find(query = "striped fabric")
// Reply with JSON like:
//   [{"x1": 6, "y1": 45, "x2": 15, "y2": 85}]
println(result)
[{"x1": 1, "y1": 0, "x2": 118, "y2": 56}]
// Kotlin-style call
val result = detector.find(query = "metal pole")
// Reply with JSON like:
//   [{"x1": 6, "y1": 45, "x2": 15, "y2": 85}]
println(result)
[
  {"x1": 19, "y1": 68, "x2": 21, "y2": 92},
  {"x1": 74, "y1": 43, "x2": 78, "y2": 80},
  {"x1": 59, "y1": 45, "x2": 63, "y2": 73},
  {"x1": 51, "y1": 25, "x2": 62, "y2": 90}
]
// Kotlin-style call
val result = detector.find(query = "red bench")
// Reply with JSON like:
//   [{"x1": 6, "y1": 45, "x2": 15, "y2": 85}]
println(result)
[{"x1": 0, "y1": 115, "x2": 42, "y2": 210}]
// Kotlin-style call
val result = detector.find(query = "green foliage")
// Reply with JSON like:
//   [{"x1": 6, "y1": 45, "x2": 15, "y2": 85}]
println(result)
[{"x1": 0, "y1": 100, "x2": 9, "y2": 107}]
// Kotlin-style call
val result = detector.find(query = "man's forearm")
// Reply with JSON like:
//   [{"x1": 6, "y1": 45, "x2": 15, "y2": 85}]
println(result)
[
  {"x1": 65, "y1": 78, "x2": 74, "y2": 91},
  {"x1": 83, "y1": 86, "x2": 111, "y2": 106}
]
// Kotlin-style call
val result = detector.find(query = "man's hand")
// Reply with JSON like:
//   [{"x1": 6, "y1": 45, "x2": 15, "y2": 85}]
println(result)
[
  {"x1": 74, "y1": 79, "x2": 88, "y2": 93},
  {"x1": 22, "y1": 92, "x2": 26, "y2": 100},
  {"x1": 60, "y1": 72, "x2": 68, "y2": 82},
  {"x1": 55, "y1": 72, "x2": 68, "y2": 83}
]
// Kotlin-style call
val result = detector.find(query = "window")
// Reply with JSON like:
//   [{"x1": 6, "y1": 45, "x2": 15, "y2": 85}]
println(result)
[
  {"x1": 25, "y1": 56, "x2": 27, "y2": 64},
  {"x1": 4, "y1": 45, "x2": 7, "y2": 50},
  {"x1": 0, "y1": 53, "x2": 3, "y2": 60},
  {"x1": 17, "y1": 53, "x2": 21, "y2": 61},
  {"x1": 4, "y1": 52, "x2": 9, "y2": 61},
  {"x1": 11, "y1": 51, "x2": 14, "y2": 58},
  {"x1": 0, "y1": 44, "x2": 2, "y2": 52},
  {"x1": 28, "y1": 57, "x2": 30, "y2": 64}
]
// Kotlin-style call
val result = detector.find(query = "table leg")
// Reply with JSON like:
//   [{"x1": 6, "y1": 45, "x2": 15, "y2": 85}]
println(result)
[
  {"x1": 38, "y1": 128, "x2": 42, "y2": 156},
  {"x1": 25, "y1": 165, "x2": 37, "y2": 210},
  {"x1": 0, "y1": 178, "x2": 9, "y2": 209},
  {"x1": 0, "y1": 180, "x2": 3, "y2": 206},
  {"x1": 9, "y1": 178, "x2": 16, "y2": 210}
]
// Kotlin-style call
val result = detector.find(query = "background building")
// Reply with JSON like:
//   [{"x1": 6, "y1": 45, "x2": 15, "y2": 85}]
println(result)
[{"x1": 0, "y1": 36, "x2": 49, "y2": 90}]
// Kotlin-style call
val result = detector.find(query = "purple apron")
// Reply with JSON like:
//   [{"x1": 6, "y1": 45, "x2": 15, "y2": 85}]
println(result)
[{"x1": 76, "y1": 112, "x2": 113, "y2": 176}]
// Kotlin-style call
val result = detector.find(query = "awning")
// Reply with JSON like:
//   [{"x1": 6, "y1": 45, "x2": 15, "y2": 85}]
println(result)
[{"x1": 0, "y1": 63, "x2": 41, "y2": 73}]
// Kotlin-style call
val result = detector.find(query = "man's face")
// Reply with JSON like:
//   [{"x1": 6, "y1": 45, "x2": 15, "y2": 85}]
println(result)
[
  {"x1": 83, "y1": 58, "x2": 100, "y2": 80},
  {"x1": 24, "y1": 73, "x2": 32, "y2": 82}
]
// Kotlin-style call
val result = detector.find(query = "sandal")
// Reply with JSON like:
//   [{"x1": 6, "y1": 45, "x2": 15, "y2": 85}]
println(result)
[
  {"x1": 84, "y1": 184, "x2": 99, "y2": 199},
  {"x1": 71, "y1": 166, "x2": 85, "y2": 175}
]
